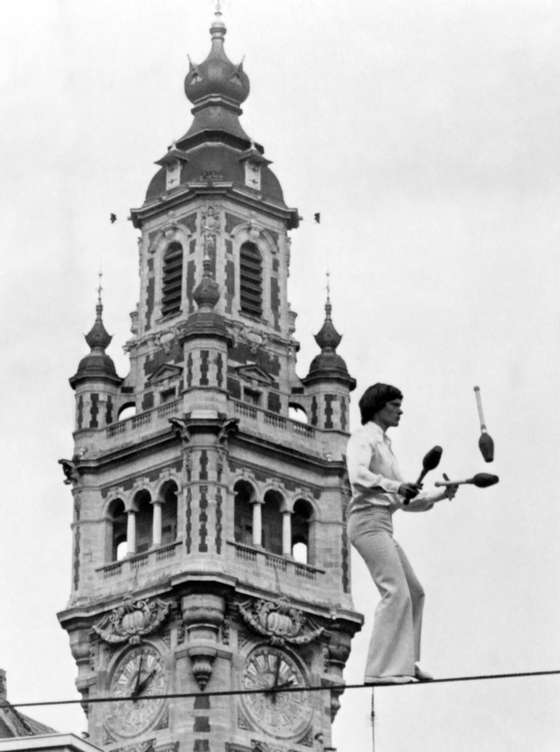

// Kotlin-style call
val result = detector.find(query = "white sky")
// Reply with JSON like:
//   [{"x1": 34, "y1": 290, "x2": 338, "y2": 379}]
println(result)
[{"x1": 1, "y1": 1, "x2": 560, "y2": 750}]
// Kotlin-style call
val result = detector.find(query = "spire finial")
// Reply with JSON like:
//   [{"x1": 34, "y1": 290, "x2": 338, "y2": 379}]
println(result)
[
  {"x1": 325, "y1": 271, "x2": 332, "y2": 318},
  {"x1": 210, "y1": 0, "x2": 226, "y2": 41},
  {"x1": 97, "y1": 270, "x2": 103, "y2": 306}
]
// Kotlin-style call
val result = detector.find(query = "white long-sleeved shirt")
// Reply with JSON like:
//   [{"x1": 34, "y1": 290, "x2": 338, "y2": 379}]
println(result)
[{"x1": 346, "y1": 421, "x2": 442, "y2": 514}]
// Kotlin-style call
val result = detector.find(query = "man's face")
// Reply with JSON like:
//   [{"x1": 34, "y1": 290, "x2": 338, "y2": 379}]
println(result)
[{"x1": 375, "y1": 398, "x2": 403, "y2": 428}]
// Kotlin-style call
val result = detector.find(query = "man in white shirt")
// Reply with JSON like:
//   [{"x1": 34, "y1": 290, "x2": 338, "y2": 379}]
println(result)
[{"x1": 346, "y1": 382, "x2": 457, "y2": 684}]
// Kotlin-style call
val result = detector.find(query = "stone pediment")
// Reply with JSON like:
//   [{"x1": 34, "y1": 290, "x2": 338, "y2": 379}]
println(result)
[
  {"x1": 235, "y1": 364, "x2": 274, "y2": 386},
  {"x1": 146, "y1": 363, "x2": 183, "y2": 384}
]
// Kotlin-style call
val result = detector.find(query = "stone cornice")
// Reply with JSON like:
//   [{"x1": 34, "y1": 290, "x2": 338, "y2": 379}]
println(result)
[{"x1": 130, "y1": 184, "x2": 298, "y2": 230}]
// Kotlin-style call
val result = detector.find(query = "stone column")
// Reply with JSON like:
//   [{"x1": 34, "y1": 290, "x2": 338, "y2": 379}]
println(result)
[
  {"x1": 152, "y1": 499, "x2": 163, "y2": 547},
  {"x1": 126, "y1": 509, "x2": 137, "y2": 555},
  {"x1": 282, "y1": 510, "x2": 292, "y2": 556},
  {"x1": 252, "y1": 499, "x2": 263, "y2": 546}
]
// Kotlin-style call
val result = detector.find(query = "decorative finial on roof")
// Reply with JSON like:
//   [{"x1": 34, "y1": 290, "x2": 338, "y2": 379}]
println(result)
[
  {"x1": 314, "y1": 279, "x2": 342, "y2": 352},
  {"x1": 97, "y1": 269, "x2": 103, "y2": 305},
  {"x1": 193, "y1": 245, "x2": 220, "y2": 311},
  {"x1": 210, "y1": 0, "x2": 226, "y2": 40},
  {"x1": 303, "y1": 281, "x2": 356, "y2": 390},
  {"x1": 70, "y1": 279, "x2": 121, "y2": 388},
  {"x1": 86, "y1": 275, "x2": 112, "y2": 351}
]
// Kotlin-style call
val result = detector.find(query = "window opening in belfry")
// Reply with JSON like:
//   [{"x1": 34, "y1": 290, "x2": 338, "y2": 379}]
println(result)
[
  {"x1": 262, "y1": 490, "x2": 283, "y2": 555},
  {"x1": 109, "y1": 499, "x2": 127, "y2": 561},
  {"x1": 234, "y1": 480, "x2": 254, "y2": 545},
  {"x1": 118, "y1": 402, "x2": 136, "y2": 421},
  {"x1": 289, "y1": 403, "x2": 308, "y2": 423},
  {"x1": 161, "y1": 481, "x2": 178, "y2": 544},
  {"x1": 161, "y1": 241, "x2": 183, "y2": 316},
  {"x1": 292, "y1": 499, "x2": 313, "y2": 564},
  {"x1": 239, "y1": 242, "x2": 263, "y2": 317},
  {"x1": 134, "y1": 490, "x2": 153, "y2": 553}
]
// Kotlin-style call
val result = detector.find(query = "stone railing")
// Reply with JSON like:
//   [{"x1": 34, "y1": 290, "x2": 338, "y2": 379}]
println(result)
[
  {"x1": 97, "y1": 540, "x2": 182, "y2": 579},
  {"x1": 105, "y1": 399, "x2": 182, "y2": 440},
  {"x1": 227, "y1": 541, "x2": 324, "y2": 582},
  {"x1": 232, "y1": 400, "x2": 316, "y2": 443}
]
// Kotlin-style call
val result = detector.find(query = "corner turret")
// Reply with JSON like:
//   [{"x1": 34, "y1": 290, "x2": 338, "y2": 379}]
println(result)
[
  {"x1": 302, "y1": 282, "x2": 356, "y2": 432},
  {"x1": 69, "y1": 288, "x2": 123, "y2": 432}
]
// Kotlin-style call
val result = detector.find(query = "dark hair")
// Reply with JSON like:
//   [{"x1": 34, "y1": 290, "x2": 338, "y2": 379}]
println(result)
[{"x1": 359, "y1": 383, "x2": 403, "y2": 424}]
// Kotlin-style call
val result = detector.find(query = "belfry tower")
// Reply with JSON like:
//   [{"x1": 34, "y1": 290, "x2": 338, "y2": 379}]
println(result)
[{"x1": 58, "y1": 10, "x2": 362, "y2": 752}]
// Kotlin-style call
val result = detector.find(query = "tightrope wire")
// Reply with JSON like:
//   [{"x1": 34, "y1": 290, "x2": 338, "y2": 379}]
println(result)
[{"x1": 9, "y1": 668, "x2": 560, "y2": 709}]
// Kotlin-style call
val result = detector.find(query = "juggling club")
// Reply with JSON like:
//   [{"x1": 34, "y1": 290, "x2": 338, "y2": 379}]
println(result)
[
  {"x1": 404, "y1": 445, "x2": 443, "y2": 505},
  {"x1": 435, "y1": 472, "x2": 499, "y2": 489},
  {"x1": 474, "y1": 386, "x2": 494, "y2": 462}
]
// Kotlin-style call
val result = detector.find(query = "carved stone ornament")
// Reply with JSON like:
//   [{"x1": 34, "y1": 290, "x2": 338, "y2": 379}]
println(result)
[
  {"x1": 92, "y1": 597, "x2": 171, "y2": 645},
  {"x1": 238, "y1": 598, "x2": 324, "y2": 647},
  {"x1": 58, "y1": 458, "x2": 79, "y2": 486}
]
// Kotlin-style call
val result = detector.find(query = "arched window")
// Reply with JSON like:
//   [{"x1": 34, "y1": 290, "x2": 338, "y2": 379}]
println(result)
[
  {"x1": 239, "y1": 242, "x2": 263, "y2": 318},
  {"x1": 161, "y1": 480, "x2": 178, "y2": 545},
  {"x1": 134, "y1": 490, "x2": 153, "y2": 554},
  {"x1": 234, "y1": 480, "x2": 254, "y2": 545},
  {"x1": 262, "y1": 490, "x2": 283, "y2": 555},
  {"x1": 288, "y1": 403, "x2": 308, "y2": 423},
  {"x1": 118, "y1": 402, "x2": 136, "y2": 421},
  {"x1": 108, "y1": 499, "x2": 127, "y2": 561},
  {"x1": 161, "y1": 242, "x2": 183, "y2": 316},
  {"x1": 292, "y1": 499, "x2": 313, "y2": 564}
]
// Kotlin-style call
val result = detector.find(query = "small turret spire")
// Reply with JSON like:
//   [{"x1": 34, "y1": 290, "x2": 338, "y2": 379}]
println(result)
[
  {"x1": 210, "y1": 0, "x2": 226, "y2": 43},
  {"x1": 314, "y1": 277, "x2": 342, "y2": 352},
  {"x1": 325, "y1": 270, "x2": 332, "y2": 318},
  {"x1": 69, "y1": 280, "x2": 121, "y2": 388},
  {"x1": 303, "y1": 281, "x2": 356, "y2": 390}
]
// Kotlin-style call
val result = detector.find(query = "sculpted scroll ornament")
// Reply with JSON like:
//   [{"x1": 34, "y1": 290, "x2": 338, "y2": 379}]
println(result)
[
  {"x1": 92, "y1": 597, "x2": 170, "y2": 645},
  {"x1": 238, "y1": 598, "x2": 324, "y2": 646}
]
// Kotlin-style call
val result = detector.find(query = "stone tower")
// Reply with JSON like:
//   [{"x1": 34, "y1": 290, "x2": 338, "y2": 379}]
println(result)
[{"x1": 58, "y1": 10, "x2": 362, "y2": 752}]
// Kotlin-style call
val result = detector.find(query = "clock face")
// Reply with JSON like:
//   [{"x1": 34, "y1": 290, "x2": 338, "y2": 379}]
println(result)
[
  {"x1": 106, "y1": 644, "x2": 167, "y2": 738},
  {"x1": 241, "y1": 645, "x2": 312, "y2": 739}
]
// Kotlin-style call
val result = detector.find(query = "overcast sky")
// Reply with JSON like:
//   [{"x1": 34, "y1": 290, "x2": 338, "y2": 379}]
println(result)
[{"x1": 1, "y1": 1, "x2": 560, "y2": 750}]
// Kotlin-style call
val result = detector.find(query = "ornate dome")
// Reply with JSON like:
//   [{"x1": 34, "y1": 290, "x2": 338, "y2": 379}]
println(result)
[
  {"x1": 145, "y1": 144, "x2": 286, "y2": 205},
  {"x1": 70, "y1": 300, "x2": 122, "y2": 388},
  {"x1": 303, "y1": 293, "x2": 356, "y2": 390},
  {"x1": 184, "y1": 10, "x2": 250, "y2": 106}
]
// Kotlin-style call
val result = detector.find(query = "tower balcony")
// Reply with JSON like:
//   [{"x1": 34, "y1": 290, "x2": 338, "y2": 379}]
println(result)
[{"x1": 74, "y1": 396, "x2": 345, "y2": 459}]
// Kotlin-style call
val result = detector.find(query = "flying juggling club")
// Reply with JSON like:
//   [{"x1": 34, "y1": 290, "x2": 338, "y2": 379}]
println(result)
[
  {"x1": 403, "y1": 445, "x2": 443, "y2": 505},
  {"x1": 435, "y1": 472, "x2": 499, "y2": 489},
  {"x1": 474, "y1": 386, "x2": 494, "y2": 462}
]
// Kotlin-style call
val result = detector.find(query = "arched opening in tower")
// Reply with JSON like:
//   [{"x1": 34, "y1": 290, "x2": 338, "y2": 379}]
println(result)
[
  {"x1": 108, "y1": 498, "x2": 127, "y2": 561},
  {"x1": 262, "y1": 490, "x2": 283, "y2": 555},
  {"x1": 234, "y1": 480, "x2": 254, "y2": 545},
  {"x1": 161, "y1": 480, "x2": 178, "y2": 545},
  {"x1": 134, "y1": 490, "x2": 153, "y2": 553},
  {"x1": 292, "y1": 499, "x2": 313, "y2": 565}
]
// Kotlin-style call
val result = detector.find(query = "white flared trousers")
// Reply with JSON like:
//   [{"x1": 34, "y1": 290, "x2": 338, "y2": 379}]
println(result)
[{"x1": 348, "y1": 507, "x2": 425, "y2": 679}]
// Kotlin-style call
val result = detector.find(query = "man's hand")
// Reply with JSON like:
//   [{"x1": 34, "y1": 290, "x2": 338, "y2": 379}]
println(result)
[
  {"x1": 398, "y1": 482, "x2": 421, "y2": 501},
  {"x1": 442, "y1": 473, "x2": 459, "y2": 501}
]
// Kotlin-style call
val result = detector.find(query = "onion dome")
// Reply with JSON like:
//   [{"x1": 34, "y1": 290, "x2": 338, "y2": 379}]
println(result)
[
  {"x1": 194, "y1": 253, "x2": 220, "y2": 311},
  {"x1": 133, "y1": 7, "x2": 300, "y2": 228},
  {"x1": 303, "y1": 291, "x2": 356, "y2": 390},
  {"x1": 181, "y1": 252, "x2": 231, "y2": 344},
  {"x1": 184, "y1": 9, "x2": 250, "y2": 107},
  {"x1": 69, "y1": 296, "x2": 122, "y2": 389}
]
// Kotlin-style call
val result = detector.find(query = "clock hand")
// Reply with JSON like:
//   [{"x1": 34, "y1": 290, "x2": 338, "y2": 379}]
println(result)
[
  {"x1": 132, "y1": 652, "x2": 145, "y2": 700},
  {"x1": 133, "y1": 667, "x2": 157, "y2": 698},
  {"x1": 270, "y1": 655, "x2": 281, "y2": 704}
]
